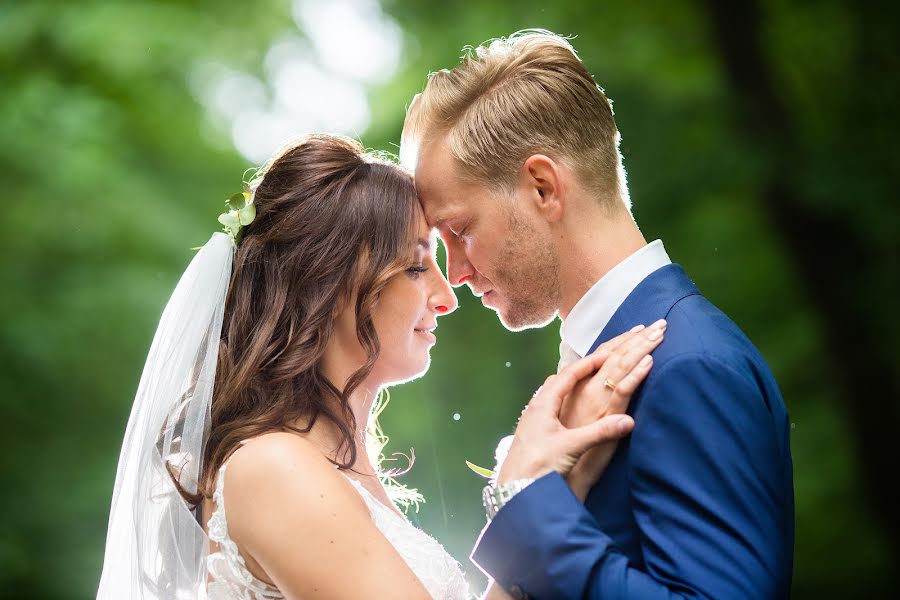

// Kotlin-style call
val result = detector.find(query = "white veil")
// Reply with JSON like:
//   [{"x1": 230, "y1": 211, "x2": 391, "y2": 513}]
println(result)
[{"x1": 97, "y1": 232, "x2": 234, "y2": 599}]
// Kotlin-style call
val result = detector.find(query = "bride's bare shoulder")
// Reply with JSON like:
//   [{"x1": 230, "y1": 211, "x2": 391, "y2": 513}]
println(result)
[
  {"x1": 212, "y1": 436, "x2": 433, "y2": 598},
  {"x1": 227, "y1": 431, "x2": 333, "y2": 476},
  {"x1": 222, "y1": 432, "x2": 367, "y2": 529}
]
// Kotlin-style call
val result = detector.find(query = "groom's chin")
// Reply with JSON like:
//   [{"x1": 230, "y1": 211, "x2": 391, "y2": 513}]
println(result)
[{"x1": 495, "y1": 304, "x2": 559, "y2": 332}]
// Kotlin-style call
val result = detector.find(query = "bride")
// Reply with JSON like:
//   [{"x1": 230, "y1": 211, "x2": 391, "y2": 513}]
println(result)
[{"x1": 96, "y1": 134, "x2": 657, "y2": 599}]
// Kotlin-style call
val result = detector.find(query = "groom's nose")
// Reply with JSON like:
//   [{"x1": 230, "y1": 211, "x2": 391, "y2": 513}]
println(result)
[{"x1": 444, "y1": 238, "x2": 475, "y2": 287}]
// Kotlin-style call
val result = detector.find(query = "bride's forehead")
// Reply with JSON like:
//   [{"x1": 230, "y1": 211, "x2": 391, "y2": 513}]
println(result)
[
  {"x1": 416, "y1": 228, "x2": 437, "y2": 251},
  {"x1": 410, "y1": 223, "x2": 437, "y2": 255}
]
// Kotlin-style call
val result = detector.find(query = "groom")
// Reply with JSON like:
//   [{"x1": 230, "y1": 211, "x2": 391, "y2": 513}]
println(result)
[{"x1": 402, "y1": 31, "x2": 794, "y2": 599}]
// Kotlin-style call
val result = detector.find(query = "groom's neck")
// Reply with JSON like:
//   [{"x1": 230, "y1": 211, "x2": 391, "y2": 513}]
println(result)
[{"x1": 556, "y1": 205, "x2": 647, "y2": 320}]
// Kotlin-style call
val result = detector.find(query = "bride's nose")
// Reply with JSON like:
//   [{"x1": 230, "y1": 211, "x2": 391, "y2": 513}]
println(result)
[{"x1": 430, "y1": 273, "x2": 458, "y2": 316}]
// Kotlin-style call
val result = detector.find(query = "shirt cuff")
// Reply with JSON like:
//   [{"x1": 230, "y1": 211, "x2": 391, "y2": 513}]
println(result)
[{"x1": 470, "y1": 471, "x2": 614, "y2": 597}]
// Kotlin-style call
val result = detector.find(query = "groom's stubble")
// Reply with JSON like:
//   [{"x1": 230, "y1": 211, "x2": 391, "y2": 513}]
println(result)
[{"x1": 490, "y1": 206, "x2": 561, "y2": 331}]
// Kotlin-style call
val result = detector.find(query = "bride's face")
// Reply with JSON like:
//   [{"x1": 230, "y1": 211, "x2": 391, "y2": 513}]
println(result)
[
  {"x1": 369, "y1": 208, "x2": 457, "y2": 384},
  {"x1": 330, "y1": 206, "x2": 457, "y2": 387}
]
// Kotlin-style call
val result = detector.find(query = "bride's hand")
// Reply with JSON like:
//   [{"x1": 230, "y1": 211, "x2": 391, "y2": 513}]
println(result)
[
  {"x1": 563, "y1": 319, "x2": 667, "y2": 501},
  {"x1": 495, "y1": 330, "x2": 654, "y2": 487}
]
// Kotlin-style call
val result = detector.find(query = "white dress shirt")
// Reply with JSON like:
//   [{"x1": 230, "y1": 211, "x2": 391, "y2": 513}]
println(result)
[{"x1": 558, "y1": 240, "x2": 671, "y2": 370}]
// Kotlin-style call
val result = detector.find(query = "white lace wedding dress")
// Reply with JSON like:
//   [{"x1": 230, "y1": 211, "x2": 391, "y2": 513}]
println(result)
[{"x1": 205, "y1": 457, "x2": 470, "y2": 599}]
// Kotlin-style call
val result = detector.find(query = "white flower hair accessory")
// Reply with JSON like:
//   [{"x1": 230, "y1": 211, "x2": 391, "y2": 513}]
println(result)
[{"x1": 217, "y1": 190, "x2": 256, "y2": 244}]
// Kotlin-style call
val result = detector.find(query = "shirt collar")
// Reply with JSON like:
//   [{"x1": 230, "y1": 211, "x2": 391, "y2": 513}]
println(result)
[{"x1": 560, "y1": 239, "x2": 672, "y2": 356}]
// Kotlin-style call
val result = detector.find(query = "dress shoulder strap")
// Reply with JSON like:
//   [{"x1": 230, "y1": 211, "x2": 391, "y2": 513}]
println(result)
[
  {"x1": 209, "y1": 440, "x2": 250, "y2": 543},
  {"x1": 205, "y1": 443, "x2": 282, "y2": 597}
]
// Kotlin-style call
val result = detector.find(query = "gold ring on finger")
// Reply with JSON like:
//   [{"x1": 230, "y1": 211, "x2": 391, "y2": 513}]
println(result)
[{"x1": 603, "y1": 378, "x2": 618, "y2": 391}]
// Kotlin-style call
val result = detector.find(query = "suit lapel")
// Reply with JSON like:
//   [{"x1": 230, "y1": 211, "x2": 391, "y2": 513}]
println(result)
[{"x1": 588, "y1": 264, "x2": 701, "y2": 352}]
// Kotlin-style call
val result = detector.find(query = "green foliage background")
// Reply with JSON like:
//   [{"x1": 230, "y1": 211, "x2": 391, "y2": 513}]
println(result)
[{"x1": 1, "y1": 1, "x2": 897, "y2": 598}]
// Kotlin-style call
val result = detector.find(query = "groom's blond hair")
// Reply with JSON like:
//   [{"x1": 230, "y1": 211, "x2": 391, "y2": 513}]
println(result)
[{"x1": 402, "y1": 29, "x2": 627, "y2": 206}]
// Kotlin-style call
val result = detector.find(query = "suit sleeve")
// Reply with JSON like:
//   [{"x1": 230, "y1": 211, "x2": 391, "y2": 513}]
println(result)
[{"x1": 470, "y1": 354, "x2": 790, "y2": 599}]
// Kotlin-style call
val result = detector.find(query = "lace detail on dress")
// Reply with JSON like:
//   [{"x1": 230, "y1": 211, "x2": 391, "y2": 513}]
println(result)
[
  {"x1": 206, "y1": 461, "x2": 283, "y2": 599},
  {"x1": 205, "y1": 458, "x2": 469, "y2": 599},
  {"x1": 339, "y1": 474, "x2": 469, "y2": 600}
]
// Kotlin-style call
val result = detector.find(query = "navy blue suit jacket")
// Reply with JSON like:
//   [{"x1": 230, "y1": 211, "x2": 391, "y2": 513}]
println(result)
[{"x1": 471, "y1": 264, "x2": 794, "y2": 599}]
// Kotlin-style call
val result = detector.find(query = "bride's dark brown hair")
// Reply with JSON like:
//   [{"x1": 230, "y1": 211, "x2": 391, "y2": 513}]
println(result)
[{"x1": 186, "y1": 134, "x2": 420, "y2": 502}]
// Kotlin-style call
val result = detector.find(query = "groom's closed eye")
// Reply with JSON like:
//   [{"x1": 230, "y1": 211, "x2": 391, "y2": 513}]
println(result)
[{"x1": 443, "y1": 220, "x2": 470, "y2": 241}]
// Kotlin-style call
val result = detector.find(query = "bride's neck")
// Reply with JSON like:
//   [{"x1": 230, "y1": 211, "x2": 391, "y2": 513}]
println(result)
[
  {"x1": 296, "y1": 354, "x2": 383, "y2": 474},
  {"x1": 299, "y1": 336, "x2": 383, "y2": 475},
  {"x1": 285, "y1": 391, "x2": 378, "y2": 474}
]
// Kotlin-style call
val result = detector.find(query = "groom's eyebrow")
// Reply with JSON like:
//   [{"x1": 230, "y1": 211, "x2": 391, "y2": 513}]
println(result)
[{"x1": 428, "y1": 213, "x2": 449, "y2": 230}]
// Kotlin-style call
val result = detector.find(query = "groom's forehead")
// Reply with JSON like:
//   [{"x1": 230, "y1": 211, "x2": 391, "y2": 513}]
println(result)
[
  {"x1": 414, "y1": 136, "x2": 459, "y2": 190},
  {"x1": 415, "y1": 181, "x2": 453, "y2": 225},
  {"x1": 413, "y1": 140, "x2": 481, "y2": 225}
]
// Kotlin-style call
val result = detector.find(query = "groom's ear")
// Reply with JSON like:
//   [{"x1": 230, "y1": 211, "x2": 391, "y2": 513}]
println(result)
[{"x1": 521, "y1": 154, "x2": 565, "y2": 223}]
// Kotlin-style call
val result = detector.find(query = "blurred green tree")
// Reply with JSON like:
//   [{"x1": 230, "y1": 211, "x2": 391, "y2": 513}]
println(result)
[{"x1": 0, "y1": 0, "x2": 896, "y2": 598}]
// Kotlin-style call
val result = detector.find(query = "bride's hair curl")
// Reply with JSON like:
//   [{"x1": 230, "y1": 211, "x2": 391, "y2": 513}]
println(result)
[{"x1": 174, "y1": 133, "x2": 420, "y2": 505}]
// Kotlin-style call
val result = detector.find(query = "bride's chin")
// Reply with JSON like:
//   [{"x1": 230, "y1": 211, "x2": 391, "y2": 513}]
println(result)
[{"x1": 383, "y1": 355, "x2": 432, "y2": 387}]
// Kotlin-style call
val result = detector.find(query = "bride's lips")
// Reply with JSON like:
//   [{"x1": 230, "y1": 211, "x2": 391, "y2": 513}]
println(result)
[{"x1": 414, "y1": 325, "x2": 437, "y2": 344}]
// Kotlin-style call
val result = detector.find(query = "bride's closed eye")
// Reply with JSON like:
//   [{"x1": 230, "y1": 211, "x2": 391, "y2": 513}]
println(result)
[{"x1": 406, "y1": 265, "x2": 429, "y2": 279}]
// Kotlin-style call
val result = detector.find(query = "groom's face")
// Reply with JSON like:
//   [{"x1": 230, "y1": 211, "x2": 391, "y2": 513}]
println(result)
[{"x1": 414, "y1": 138, "x2": 560, "y2": 331}]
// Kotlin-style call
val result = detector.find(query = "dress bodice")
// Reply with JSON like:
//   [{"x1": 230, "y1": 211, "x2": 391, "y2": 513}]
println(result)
[{"x1": 205, "y1": 458, "x2": 469, "y2": 599}]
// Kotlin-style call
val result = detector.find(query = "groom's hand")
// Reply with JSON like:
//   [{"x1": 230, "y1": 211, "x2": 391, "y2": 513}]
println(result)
[
  {"x1": 562, "y1": 319, "x2": 666, "y2": 500},
  {"x1": 496, "y1": 353, "x2": 637, "y2": 486}
]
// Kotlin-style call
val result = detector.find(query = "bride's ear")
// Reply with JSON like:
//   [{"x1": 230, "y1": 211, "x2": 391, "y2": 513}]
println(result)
[{"x1": 521, "y1": 154, "x2": 565, "y2": 223}]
